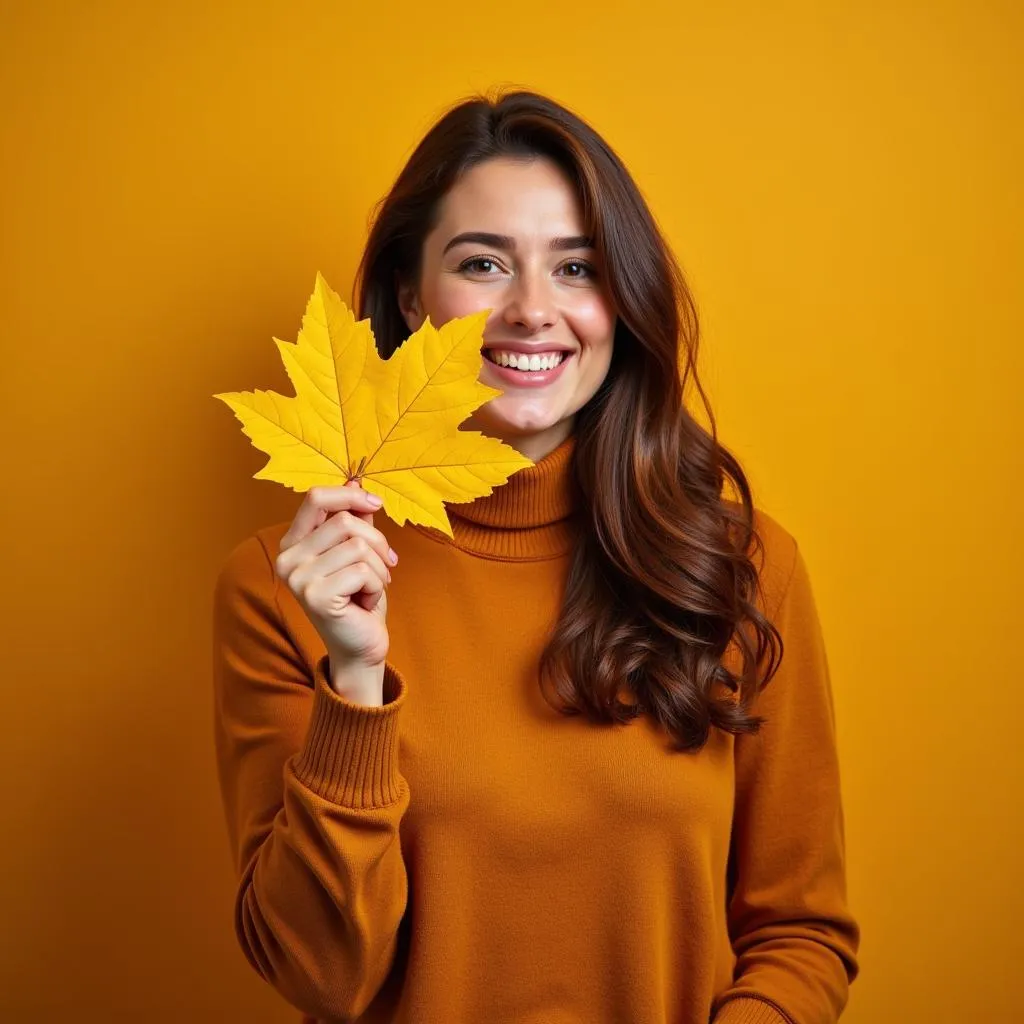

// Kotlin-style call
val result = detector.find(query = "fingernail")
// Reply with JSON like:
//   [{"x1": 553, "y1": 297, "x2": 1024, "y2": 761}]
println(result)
[
  {"x1": 366, "y1": 493, "x2": 383, "y2": 508},
  {"x1": 387, "y1": 547, "x2": 399, "y2": 566}
]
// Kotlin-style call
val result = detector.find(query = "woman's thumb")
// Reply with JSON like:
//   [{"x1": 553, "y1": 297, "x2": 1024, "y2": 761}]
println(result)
[{"x1": 345, "y1": 476, "x2": 375, "y2": 526}]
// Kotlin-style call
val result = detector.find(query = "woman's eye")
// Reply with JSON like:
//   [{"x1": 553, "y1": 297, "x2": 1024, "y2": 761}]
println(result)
[
  {"x1": 460, "y1": 257, "x2": 500, "y2": 274},
  {"x1": 559, "y1": 260, "x2": 595, "y2": 279}
]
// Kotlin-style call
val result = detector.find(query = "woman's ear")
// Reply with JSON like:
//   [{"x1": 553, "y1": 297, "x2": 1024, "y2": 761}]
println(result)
[{"x1": 396, "y1": 277, "x2": 424, "y2": 333}]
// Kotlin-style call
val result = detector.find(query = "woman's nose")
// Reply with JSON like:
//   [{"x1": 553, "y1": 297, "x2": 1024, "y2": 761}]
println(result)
[{"x1": 502, "y1": 271, "x2": 556, "y2": 332}]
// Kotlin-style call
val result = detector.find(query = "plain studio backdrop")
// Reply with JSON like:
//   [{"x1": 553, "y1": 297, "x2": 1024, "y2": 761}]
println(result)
[{"x1": 1, "y1": 1, "x2": 1020, "y2": 1020}]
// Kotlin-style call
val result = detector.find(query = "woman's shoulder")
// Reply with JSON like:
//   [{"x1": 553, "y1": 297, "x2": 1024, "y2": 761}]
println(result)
[
  {"x1": 213, "y1": 521, "x2": 301, "y2": 614},
  {"x1": 216, "y1": 521, "x2": 290, "y2": 578}
]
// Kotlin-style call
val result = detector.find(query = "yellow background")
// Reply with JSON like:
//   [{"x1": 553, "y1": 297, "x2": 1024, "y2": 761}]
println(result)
[{"x1": 2, "y1": 1, "x2": 1021, "y2": 1020}]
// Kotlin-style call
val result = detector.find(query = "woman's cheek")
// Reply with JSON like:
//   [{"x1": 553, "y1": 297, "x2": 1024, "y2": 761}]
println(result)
[
  {"x1": 430, "y1": 278, "x2": 499, "y2": 322},
  {"x1": 568, "y1": 297, "x2": 616, "y2": 348}
]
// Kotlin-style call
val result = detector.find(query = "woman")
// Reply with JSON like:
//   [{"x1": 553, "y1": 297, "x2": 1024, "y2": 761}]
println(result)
[{"x1": 212, "y1": 90, "x2": 860, "y2": 1023}]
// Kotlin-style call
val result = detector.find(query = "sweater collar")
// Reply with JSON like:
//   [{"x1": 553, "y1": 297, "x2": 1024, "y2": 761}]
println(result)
[{"x1": 414, "y1": 433, "x2": 578, "y2": 561}]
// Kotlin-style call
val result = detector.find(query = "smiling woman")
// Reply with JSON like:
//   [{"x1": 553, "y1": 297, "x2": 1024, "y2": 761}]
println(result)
[{"x1": 212, "y1": 88, "x2": 859, "y2": 1024}]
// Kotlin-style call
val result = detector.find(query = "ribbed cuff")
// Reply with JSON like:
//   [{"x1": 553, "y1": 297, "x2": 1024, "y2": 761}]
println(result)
[
  {"x1": 713, "y1": 996, "x2": 791, "y2": 1024},
  {"x1": 292, "y1": 656, "x2": 408, "y2": 808}
]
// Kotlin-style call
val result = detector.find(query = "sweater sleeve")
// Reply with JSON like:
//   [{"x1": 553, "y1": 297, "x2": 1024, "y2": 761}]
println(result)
[
  {"x1": 712, "y1": 541, "x2": 860, "y2": 1024},
  {"x1": 211, "y1": 532, "x2": 411, "y2": 1021}
]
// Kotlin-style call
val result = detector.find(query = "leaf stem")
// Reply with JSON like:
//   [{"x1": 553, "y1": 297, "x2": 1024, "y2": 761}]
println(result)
[{"x1": 349, "y1": 455, "x2": 368, "y2": 484}]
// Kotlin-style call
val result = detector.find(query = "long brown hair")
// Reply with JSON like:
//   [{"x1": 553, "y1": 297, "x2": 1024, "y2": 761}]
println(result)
[{"x1": 354, "y1": 89, "x2": 783, "y2": 752}]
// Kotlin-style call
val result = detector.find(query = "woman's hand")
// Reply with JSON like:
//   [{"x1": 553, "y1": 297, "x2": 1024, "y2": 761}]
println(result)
[{"x1": 274, "y1": 481, "x2": 398, "y2": 702}]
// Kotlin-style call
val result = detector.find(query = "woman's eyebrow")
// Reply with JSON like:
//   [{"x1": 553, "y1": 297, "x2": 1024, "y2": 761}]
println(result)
[{"x1": 442, "y1": 231, "x2": 594, "y2": 255}]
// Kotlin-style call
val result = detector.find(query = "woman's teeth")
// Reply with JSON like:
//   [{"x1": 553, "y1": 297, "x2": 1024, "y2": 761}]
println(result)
[{"x1": 485, "y1": 350, "x2": 566, "y2": 371}]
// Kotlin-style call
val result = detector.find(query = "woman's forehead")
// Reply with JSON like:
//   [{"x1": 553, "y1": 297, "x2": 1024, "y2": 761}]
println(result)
[{"x1": 431, "y1": 159, "x2": 587, "y2": 246}]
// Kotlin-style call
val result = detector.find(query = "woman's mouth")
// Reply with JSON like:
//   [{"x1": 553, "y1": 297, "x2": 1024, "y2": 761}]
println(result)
[{"x1": 481, "y1": 348, "x2": 573, "y2": 388}]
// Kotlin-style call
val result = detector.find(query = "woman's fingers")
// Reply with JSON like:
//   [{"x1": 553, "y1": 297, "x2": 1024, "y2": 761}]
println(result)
[
  {"x1": 277, "y1": 509, "x2": 395, "y2": 578},
  {"x1": 288, "y1": 536, "x2": 392, "y2": 594},
  {"x1": 280, "y1": 483, "x2": 383, "y2": 550},
  {"x1": 304, "y1": 562, "x2": 386, "y2": 618}
]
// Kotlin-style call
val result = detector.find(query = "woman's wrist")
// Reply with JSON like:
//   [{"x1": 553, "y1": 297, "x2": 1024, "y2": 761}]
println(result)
[{"x1": 326, "y1": 652, "x2": 386, "y2": 706}]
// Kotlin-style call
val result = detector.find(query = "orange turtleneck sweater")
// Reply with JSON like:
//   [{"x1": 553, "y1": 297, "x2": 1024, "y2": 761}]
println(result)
[{"x1": 212, "y1": 435, "x2": 859, "y2": 1024}]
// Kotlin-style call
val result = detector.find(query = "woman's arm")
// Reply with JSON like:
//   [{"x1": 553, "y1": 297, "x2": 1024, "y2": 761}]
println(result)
[
  {"x1": 713, "y1": 538, "x2": 860, "y2": 1024},
  {"x1": 212, "y1": 531, "x2": 410, "y2": 1021}
]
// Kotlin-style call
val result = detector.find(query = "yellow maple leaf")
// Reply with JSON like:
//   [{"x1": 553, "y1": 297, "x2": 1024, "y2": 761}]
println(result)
[{"x1": 214, "y1": 272, "x2": 534, "y2": 537}]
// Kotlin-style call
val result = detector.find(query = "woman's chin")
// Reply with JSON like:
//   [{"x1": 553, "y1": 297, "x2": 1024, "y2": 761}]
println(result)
[{"x1": 468, "y1": 405, "x2": 560, "y2": 442}]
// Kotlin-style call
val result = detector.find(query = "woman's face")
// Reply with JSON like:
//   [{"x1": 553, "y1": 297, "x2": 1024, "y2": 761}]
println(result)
[{"x1": 397, "y1": 156, "x2": 617, "y2": 462}]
